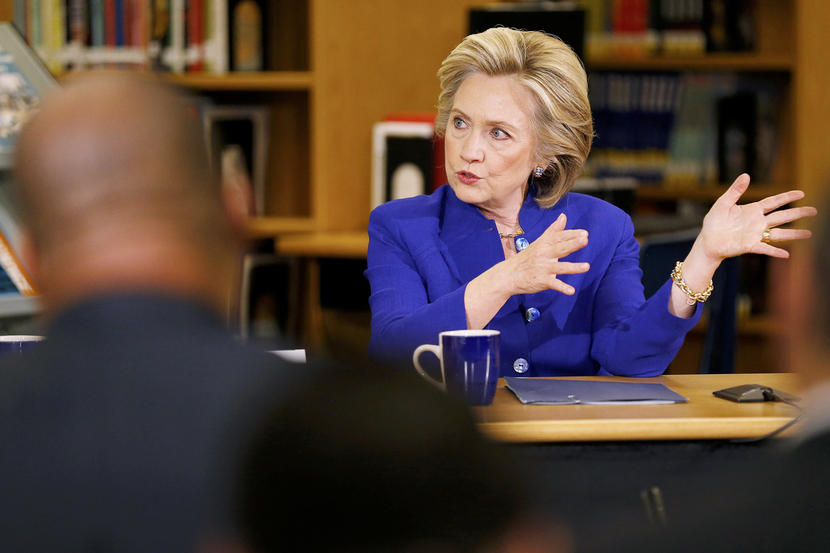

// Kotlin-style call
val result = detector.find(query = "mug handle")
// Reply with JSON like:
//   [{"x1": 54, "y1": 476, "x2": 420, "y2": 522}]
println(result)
[{"x1": 412, "y1": 344, "x2": 445, "y2": 391}]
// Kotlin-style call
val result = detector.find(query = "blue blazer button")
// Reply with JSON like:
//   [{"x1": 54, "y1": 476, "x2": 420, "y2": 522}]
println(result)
[
  {"x1": 525, "y1": 307, "x2": 540, "y2": 322},
  {"x1": 515, "y1": 236, "x2": 530, "y2": 251},
  {"x1": 513, "y1": 358, "x2": 529, "y2": 373}
]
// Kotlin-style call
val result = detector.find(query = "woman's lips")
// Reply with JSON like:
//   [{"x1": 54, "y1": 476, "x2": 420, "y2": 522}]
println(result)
[{"x1": 456, "y1": 170, "x2": 481, "y2": 185}]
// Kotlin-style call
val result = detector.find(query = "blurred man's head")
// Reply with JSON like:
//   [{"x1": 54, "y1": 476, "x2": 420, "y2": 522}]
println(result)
[
  {"x1": 13, "y1": 73, "x2": 236, "y2": 314},
  {"x1": 783, "y1": 189, "x2": 830, "y2": 385},
  {"x1": 234, "y1": 365, "x2": 569, "y2": 553}
]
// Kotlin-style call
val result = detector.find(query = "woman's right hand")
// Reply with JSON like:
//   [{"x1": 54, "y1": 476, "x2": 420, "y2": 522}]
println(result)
[
  {"x1": 465, "y1": 213, "x2": 590, "y2": 330},
  {"x1": 506, "y1": 213, "x2": 590, "y2": 296}
]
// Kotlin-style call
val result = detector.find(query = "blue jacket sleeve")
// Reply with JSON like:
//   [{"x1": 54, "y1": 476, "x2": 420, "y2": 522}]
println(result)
[
  {"x1": 589, "y1": 216, "x2": 702, "y2": 377},
  {"x1": 365, "y1": 208, "x2": 468, "y2": 364}
]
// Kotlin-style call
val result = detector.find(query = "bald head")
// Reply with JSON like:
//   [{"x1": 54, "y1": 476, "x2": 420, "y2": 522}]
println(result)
[{"x1": 14, "y1": 73, "x2": 237, "y2": 313}]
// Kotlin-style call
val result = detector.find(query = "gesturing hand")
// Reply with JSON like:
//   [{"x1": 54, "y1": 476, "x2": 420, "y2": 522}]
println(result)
[
  {"x1": 697, "y1": 174, "x2": 817, "y2": 262},
  {"x1": 508, "y1": 213, "x2": 590, "y2": 296}
]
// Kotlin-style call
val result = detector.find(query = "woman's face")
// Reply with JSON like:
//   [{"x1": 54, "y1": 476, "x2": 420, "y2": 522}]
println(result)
[{"x1": 444, "y1": 73, "x2": 539, "y2": 214}]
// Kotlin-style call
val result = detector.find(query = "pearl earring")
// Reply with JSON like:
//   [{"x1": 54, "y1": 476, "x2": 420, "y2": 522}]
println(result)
[{"x1": 534, "y1": 167, "x2": 544, "y2": 178}]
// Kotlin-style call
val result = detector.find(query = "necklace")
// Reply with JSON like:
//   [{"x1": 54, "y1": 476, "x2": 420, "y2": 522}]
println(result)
[{"x1": 498, "y1": 224, "x2": 523, "y2": 239}]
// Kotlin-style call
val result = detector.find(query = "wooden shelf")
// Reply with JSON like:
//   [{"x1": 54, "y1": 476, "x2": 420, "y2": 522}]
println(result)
[
  {"x1": 738, "y1": 316, "x2": 783, "y2": 336},
  {"x1": 691, "y1": 314, "x2": 783, "y2": 337},
  {"x1": 587, "y1": 53, "x2": 793, "y2": 72},
  {"x1": 636, "y1": 184, "x2": 788, "y2": 202},
  {"x1": 274, "y1": 231, "x2": 369, "y2": 258},
  {"x1": 0, "y1": 295, "x2": 40, "y2": 318},
  {"x1": 164, "y1": 71, "x2": 313, "y2": 91},
  {"x1": 245, "y1": 216, "x2": 316, "y2": 238}
]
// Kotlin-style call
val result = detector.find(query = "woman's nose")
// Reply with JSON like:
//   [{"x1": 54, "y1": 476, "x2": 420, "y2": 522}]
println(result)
[{"x1": 460, "y1": 132, "x2": 484, "y2": 163}]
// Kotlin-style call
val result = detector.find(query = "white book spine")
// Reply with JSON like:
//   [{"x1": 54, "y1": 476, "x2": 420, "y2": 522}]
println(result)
[
  {"x1": 213, "y1": 0, "x2": 228, "y2": 74},
  {"x1": 169, "y1": 0, "x2": 186, "y2": 72}
]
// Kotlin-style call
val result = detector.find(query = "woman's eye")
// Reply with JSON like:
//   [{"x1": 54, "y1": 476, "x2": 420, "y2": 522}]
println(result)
[
  {"x1": 491, "y1": 128, "x2": 509, "y2": 139},
  {"x1": 453, "y1": 117, "x2": 466, "y2": 129}
]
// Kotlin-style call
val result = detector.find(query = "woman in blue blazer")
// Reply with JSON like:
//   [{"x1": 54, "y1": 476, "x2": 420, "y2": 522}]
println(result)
[{"x1": 366, "y1": 28, "x2": 815, "y2": 377}]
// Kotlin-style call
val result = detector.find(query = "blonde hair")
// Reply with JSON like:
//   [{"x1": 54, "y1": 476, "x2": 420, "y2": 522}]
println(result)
[{"x1": 436, "y1": 27, "x2": 593, "y2": 208}]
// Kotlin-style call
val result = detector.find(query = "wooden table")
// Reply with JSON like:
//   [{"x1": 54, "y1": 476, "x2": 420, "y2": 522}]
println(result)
[{"x1": 474, "y1": 373, "x2": 802, "y2": 443}]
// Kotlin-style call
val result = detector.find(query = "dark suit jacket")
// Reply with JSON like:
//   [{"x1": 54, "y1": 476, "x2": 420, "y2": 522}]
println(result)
[{"x1": 0, "y1": 293, "x2": 301, "y2": 553}]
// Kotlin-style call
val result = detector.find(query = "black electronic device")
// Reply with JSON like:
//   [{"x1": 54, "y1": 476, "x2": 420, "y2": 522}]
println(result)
[{"x1": 713, "y1": 384, "x2": 799, "y2": 403}]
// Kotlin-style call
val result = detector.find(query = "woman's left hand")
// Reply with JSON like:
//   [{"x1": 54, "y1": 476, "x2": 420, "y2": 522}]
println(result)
[{"x1": 697, "y1": 173, "x2": 817, "y2": 262}]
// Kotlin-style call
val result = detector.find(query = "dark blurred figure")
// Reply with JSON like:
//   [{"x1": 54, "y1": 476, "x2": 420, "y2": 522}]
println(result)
[
  {"x1": 0, "y1": 74, "x2": 299, "y2": 552},
  {"x1": 235, "y1": 365, "x2": 570, "y2": 553},
  {"x1": 586, "y1": 205, "x2": 830, "y2": 553}
]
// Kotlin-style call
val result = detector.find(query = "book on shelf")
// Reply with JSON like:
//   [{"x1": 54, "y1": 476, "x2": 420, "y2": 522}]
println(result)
[
  {"x1": 0, "y1": 210, "x2": 37, "y2": 298},
  {"x1": 585, "y1": 71, "x2": 782, "y2": 190},
  {"x1": 228, "y1": 0, "x2": 265, "y2": 71},
  {"x1": 579, "y1": 0, "x2": 756, "y2": 60},
  {"x1": 200, "y1": 104, "x2": 269, "y2": 215},
  {"x1": 12, "y1": 0, "x2": 235, "y2": 75},
  {"x1": 0, "y1": 184, "x2": 38, "y2": 298},
  {"x1": 0, "y1": 22, "x2": 57, "y2": 170},
  {"x1": 186, "y1": 0, "x2": 204, "y2": 71},
  {"x1": 0, "y1": 21, "x2": 56, "y2": 304},
  {"x1": 717, "y1": 91, "x2": 756, "y2": 184},
  {"x1": 371, "y1": 113, "x2": 448, "y2": 210}
]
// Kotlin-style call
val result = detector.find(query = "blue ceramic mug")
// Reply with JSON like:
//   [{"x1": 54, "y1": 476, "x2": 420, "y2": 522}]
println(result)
[
  {"x1": 0, "y1": 335, "x2": 44, "y2": 354},
  {"x1": 412, "y1": 330, "x2": 500, "y2": 406}
]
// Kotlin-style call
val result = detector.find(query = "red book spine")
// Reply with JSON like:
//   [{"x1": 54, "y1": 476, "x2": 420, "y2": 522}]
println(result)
[
  {"x1": 105, "y1": 0, "x2": 117, "y2": 46},
  {"x1": 124, "y1": 0, "x2": 133, "y2": 46},
  {"x1": 135, "y1": 0, "x2": 148, "y2": 49},
  {"x1": 187, "y1": 0, "x2": 204, "y2": 71},
  {"x1": 633, "y1": 0, "x2": 649, "y2": 33}
]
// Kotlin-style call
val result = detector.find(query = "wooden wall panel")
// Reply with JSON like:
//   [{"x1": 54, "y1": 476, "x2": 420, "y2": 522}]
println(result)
[
  {"x1": 311, "y1": 0, "x2": 482, "y2": 231},
  {"x1": 795, "y1": 0, "x2": 830, "y2": 200}
]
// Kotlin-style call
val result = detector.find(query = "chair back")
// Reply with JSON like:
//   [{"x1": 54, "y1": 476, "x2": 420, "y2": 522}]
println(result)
[{"x1": 639, "y1": 229, "x2": 738, "y2": 373}]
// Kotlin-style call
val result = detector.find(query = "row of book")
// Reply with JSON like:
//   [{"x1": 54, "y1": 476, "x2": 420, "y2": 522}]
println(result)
[
  {"x1": 585, "y1": 72, "x2": 782, "y2": 188},
  {"x1": 12, "y1": 0, "x2": 268, "y2": 74},
  {"x1": 579, "y1": 0, "x2": 756, "y2": 59}
]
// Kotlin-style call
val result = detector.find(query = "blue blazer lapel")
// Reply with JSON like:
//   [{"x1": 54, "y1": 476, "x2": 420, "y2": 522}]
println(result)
[{"x1": 438, "y1": 187, "x2": 505, "y2": 284}]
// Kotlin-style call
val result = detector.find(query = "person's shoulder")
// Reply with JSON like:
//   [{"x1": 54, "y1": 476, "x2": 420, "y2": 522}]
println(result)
[
  {"x1": 371, "y1": 185, "x2": 449, "y2": 218},
  {"x1": 553, "y1": 192, "x2": 634, "y2": 244},
  {"x1": 369, "y1": 186, "x2": 451, "y2": 232},
  {"x1": 561, "y1": 192, "x2": 630, "y2": 220}
]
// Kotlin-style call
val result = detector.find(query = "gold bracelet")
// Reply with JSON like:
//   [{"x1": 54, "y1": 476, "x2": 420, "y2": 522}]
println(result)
[{"x1": 670, "y1": 261, "x2": 713, "y2": 306}]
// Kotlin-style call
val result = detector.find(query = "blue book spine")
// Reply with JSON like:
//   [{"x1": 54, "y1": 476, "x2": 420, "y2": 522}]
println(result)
[{"x1": 114, "y1": 0, "x2": 124, "y2": 46}]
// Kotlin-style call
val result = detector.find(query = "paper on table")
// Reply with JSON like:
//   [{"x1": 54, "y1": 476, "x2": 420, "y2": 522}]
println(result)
[
  {"x1": 269, "y1": 349, "x2": 307, "y2": 363},
  {"x1": 505, "y1": 377, "x2": 688, "y2": 405}
]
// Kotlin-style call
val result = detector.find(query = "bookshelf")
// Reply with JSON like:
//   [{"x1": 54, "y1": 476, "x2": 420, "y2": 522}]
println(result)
[
  {"x1": 166, "y1": 71, "x2": 314, "y2": 91},
  {"x1": 299, "y1": 0, "x2": 827, "y2": 370},
  {"x1": 7, "y1": 2, "x2": 830, "y2": 370},
  {"x1": 204, "y1": 0, "x2": 830, "y2": 367},
  {"x1": 635, "y1": 184, "x2": 786, "y2": 203},
  {"x1": 15, "y1": 1, "x2": 316, "y2": 229},
  {"x1": 582, "y1": 0, "x2": 829, "y2": 373},
  {"x1": 588, "y1": 53, "x2": 793, "y2": 72}
]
